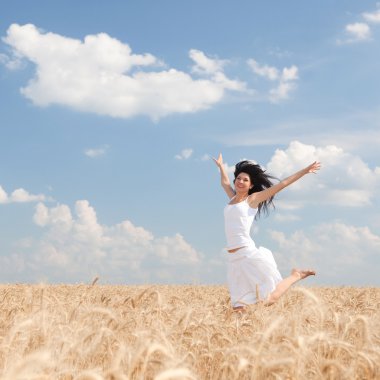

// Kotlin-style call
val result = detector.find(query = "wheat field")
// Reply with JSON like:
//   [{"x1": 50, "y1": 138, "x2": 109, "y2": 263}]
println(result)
[{"x1": 0, "y1": 284, "x2": 379, "y2": 380}]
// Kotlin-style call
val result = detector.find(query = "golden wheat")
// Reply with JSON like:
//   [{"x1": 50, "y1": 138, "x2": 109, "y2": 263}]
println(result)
[{"x1": 0, "y1": 284, "x2": 379, "y2": 379}]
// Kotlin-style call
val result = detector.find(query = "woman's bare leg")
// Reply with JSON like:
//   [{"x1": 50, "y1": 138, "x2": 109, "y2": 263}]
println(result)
[{"x1": 264, "y1": 269, "x2": 315, "y2": 305}]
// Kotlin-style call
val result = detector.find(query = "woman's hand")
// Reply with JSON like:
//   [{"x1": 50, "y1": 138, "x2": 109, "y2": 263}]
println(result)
[
  {"x1": 212, "y1": 153, "x2": 224, "y2": 168},
  {"x1": 213, "y1": 153, "x2": 235, "y2": 198},
  {"x1": 305, "y1": 161, "x2": 321, "y2": 174}
]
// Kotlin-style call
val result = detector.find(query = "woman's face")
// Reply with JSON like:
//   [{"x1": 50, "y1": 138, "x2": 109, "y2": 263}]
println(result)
[{"x1": 234, "y1": 172, "x2": 252, "y2": 193}]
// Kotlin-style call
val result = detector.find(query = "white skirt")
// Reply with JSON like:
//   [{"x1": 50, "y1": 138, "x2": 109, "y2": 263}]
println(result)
[{"x1": 227, "y1": 244, "x2": 283, "y2": 307}]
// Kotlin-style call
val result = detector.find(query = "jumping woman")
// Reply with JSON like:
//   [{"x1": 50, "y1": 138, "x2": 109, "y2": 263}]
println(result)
[{"x1": 213, "y1": 153, "x2": 321, "y2": 310}]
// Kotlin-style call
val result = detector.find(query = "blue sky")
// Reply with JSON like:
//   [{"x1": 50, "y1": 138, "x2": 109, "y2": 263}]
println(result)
[{"x1": 1, "y1": 1, "x2": 379, "y2": 285}]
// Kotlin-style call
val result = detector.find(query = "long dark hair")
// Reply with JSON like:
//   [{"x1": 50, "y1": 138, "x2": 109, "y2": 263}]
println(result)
[{"x1": 234, "y1": 160, "x2": 277, "y2": 219}]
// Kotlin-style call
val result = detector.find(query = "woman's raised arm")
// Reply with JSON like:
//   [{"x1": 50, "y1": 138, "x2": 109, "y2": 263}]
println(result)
[
  {"x1": 213, "y1": 153, "x2": 235, "y2": 199},
  {"x1": 248, "y1": 161, "x2": 321, "y2": 208}
]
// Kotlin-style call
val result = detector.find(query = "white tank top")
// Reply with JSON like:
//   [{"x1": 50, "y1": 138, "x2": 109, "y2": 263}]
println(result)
[{"x1": 224, "y1": 198, "x2": 258, "y2": 250}]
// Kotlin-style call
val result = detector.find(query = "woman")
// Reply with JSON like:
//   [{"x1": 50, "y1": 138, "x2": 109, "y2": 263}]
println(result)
[{"x1": 213, "y1": 153, "x2": 321, "y2": 310}]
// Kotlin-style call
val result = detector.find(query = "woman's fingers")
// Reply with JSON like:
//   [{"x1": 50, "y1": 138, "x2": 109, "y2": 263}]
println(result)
[
  {"x1": 212, "y1": 153, "x2": 223, "y2": 166},
  {"x1": 308, "y1": 161, "x2": 321, "y2": 173}
]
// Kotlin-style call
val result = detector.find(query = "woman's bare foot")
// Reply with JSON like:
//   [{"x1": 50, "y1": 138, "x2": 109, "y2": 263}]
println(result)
[{"x1": 292, "y1": 268, "x2": 316, "y2": 280}]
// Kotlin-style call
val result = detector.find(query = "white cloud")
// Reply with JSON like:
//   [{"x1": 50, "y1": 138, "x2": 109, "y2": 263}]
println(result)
[
  {"x1": 33, "y1": 202, "x2": 51, "y2": 226},
  {"x1": 84, "y1": 145, "x2": 109, "y2": 158},
  {"x1": 269, "y1": 81, "x2": 297, "y2": 103},
  {"x1": 281, "y1": 65, "x2": 298, "y2": 82},
  {"x1": 3, "y1": 200, "x2": 202, "y2": 283},
  {"x1": 266, "y1": 141, "x2": 380, "y2": 207},
  {"x1": 190, "y1": 49, "x2": 227, "y2": 75},
  {"x1": 362, "y1": 9, "x2": 380, "y2": 23},
  {"x1": 154, "y1": 234, "x2": 199, "y2": 264},
  {"x1": 247, "y1": 59, "x2": 299, "y2": 103},
  {"x1": 0, "y1": 186, "x2": 7, "y2": 203},
  {"x1": 328, "y1": 189, "x2": 373, "y2": 207},
  {"x1": 0, "y1": 52, "x2": 23, "y2": 70},
  {"x1": 211, "y1": 71, "x2": 247, "y2": 91},
  {"x1": 337, "y1": 6, "x2": 380, "y2": 45},
  {"x1": 175, "y1": 148, "x2": 193, "y2": 160},
  {"x1": 247, "y1": 59, "x2": 279, "y2": 81},
  {"x1": 345, "y1": 22, "x2": 371, "y2": 41},
  {"x1": 269, "y1": 222, "x2": 380, "y2": 285},
  {"x1": 0, "y1": 185, "x2": 47, "y2": 204},
  {"x1": 270, "y1": 65, "x2": 299, "y2": 103},
  {"x1": 190, "y1": 49, "x2": 246, "y2": 92},
  {"x1": 3, "y1": 24, "x2": 246, "y2": 120}
]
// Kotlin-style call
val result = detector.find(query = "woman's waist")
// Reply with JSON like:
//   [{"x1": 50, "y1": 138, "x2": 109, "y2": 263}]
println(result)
[{"x1": 226, "y1": 239, "x2": 255, "y2": 253}]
